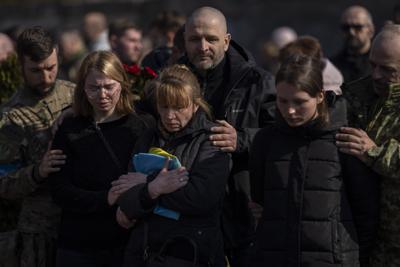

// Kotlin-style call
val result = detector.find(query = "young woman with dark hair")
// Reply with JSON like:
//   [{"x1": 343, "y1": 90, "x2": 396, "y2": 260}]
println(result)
[{"x1": 250, "y1": 55, "x2": 379, "y2": 267}]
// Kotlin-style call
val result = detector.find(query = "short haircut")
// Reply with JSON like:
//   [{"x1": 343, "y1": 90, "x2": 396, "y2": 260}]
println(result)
[
  {"x1": 73, "y1": 51, "x2": 133, "y2": 117},
  {"x1": 16, "y1": 26, "x2": 57, "y2": 62},
  {"x1": 150, "y1": 11, "x2": 185, "y2": 35},
  {"x1": 109, "y1": 19, "x2": 140, "y2": 39}
]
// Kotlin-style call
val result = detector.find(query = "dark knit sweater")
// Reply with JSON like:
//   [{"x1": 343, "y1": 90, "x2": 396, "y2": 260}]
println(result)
[{"x1": 49, "y1": 113, "x2": 153, "y2": 251}]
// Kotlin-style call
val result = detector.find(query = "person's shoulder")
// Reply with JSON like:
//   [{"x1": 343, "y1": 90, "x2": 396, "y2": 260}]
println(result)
[
  {"x1": 330, "y1": 49, "x2": 346, "y2": 63},
  {"x1": 0, "y1": 110, "x2": 14, "y2": 129},
  {"x1": 249, "y1": 64, "x2": 274, "y2": 81},
  {"x1": 257, "y1": 124, "x2": 276, "y2": 136},
  {"x1": 56, "y1": 115, "x2": 88, "y2": 134},
  {"x1": 54, "y1": 79, "x2": 75, "y2": 94},
  {"x1": 0, "y1": 97, "x2": 29, "y2": 128},
  {"x1": 342, "y1": 76, "x2": 373, "y2": 94},
  {"x1": 127, "y1": 112, "x2": 156, "y2": 130},
  {"x1": 254, "y1": 125, "x2": 276, "y2": 143},
  {"x1": 0, "y1": 88, "x2": 24, "y2": 112}
]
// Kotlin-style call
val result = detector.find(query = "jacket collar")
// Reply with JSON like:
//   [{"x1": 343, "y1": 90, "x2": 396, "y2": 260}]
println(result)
[
  {"x1": 181, "y1": 40, "x2": 255, "y2": 92},
  {"x1": 223, "y1": 40, "x2": 254, "y2": 91},
  {"x1": 275, "y1": 95, "x2": 347, "y2": 138},
  {"x1": 383, "y1": 82, "x2": 400, "y2": 108}
]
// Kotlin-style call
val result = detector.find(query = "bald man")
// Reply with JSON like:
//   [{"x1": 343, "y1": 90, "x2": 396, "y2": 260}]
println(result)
[
  {"x1": 337, "y1": 24, "x2": 400, "y2": 265},
  {"x1": 331, "y1": 5, "x2": 375, "y2": 83},
  {"x1": 182, "y1": 6, "x2": 275, "y2": 267}
]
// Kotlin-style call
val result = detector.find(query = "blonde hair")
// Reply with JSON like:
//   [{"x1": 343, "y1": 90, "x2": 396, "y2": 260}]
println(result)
[
  {"x1": 151, "y1": 65, "x2": 212, "y2": 119},
  {"x1": 73, "y1": 51, "x2": 133, "y2": 117}
]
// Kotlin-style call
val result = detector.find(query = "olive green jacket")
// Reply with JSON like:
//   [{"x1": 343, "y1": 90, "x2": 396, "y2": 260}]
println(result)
[
  {"x1": 344, "y1": 76, "x2": 400, "y2": 260},
  {"x1": 343, "y1": 76, "x2": 400, "y2": 179},
  {"x1": 0, "y1": 80, "x2": 74, "y2": 236}
]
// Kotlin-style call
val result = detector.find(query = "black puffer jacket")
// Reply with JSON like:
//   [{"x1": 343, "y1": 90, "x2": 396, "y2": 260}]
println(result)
[
  {"x1": 118, "y1": 110, "x2": 231, "y2": 267},
  {"x1": 250, "y1": 98, "x2": 379, "y2": 267}
]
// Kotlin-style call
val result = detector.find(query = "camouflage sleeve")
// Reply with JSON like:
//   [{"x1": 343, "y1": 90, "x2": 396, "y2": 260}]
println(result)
[
  {"x1": 0, "y1": 114, "x2": 41, "y2": 200},
  {"x1": 366, "y1": 138, "x2": 400, "y2": 179}
]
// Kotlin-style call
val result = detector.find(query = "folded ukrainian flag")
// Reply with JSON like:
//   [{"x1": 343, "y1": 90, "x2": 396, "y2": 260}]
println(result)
[
  {"x1": 132, "y1": 147, "x2": 182, "y2": 220},
  {"x1": 132, "y1": 147, "x2": 181, "y2": 174}
]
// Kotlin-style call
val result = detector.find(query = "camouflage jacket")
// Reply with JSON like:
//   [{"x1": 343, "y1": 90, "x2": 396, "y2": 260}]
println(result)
[
  {"x1": 0, "y1": 80, "x2": 74, "y2": 236},
  {"x1": 343, "y1": 76, "x2": 400, "y2": 250}
]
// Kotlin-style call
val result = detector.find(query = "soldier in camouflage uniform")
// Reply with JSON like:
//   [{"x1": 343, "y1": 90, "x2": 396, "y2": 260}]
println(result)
[
  {"x1": 0, "y1": 27, "x2": 74, "y2": 267},
  {"x1": 336, "y1": 25, "x2": 400, "y2": 266}
]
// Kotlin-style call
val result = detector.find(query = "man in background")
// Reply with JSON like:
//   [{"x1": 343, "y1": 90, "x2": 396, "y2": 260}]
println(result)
[
  {"x1": 109, "y1": 19, "x2": 143, "y2": 66},
  {"x1": 331, "y1": 5, "x2": 374, "y2": 83}
]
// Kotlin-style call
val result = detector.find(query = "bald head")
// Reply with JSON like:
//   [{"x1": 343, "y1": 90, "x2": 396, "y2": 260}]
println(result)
[
  {"x1": 184, "y1": 6, "x2": 231, "y2": 72},
  {"x1": 369, "y1": 25, "x2": 400, "y2": 96},
  {"x1": 341, "y1": 5, "x2": 373, "y2": 26},
  {"x1": 373, "y1": 24, "x2": 400, "y2": 49},
  {"x1": 0, "y1": 33, "x2": 14, "y2": 62},
  {"x1": 186, "y1": 7, "x2": 228, "y2": 34}
]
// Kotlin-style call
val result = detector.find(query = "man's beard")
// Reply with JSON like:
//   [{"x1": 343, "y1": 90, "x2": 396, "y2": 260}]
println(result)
[
  {"x1": 117, "y1": 48, "x2": 139, "y2": 65},
  {"x1": 26, "y1": 81, "x2": 56, "y2": 97},
  {"x1": 22, "y1": 72, "x2": 55, "y2": 97},
  {"x1": 345, "y1": 37, "x2": 365, "y2": 52}
]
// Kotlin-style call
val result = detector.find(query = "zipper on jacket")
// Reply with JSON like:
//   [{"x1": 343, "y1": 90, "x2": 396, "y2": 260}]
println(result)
[
  {"x1": 297, "y1": 140, "x2": 311, "y2": 266},
  {"x1": 221, "y1": 68, "x2": 251, "y2": 122}
]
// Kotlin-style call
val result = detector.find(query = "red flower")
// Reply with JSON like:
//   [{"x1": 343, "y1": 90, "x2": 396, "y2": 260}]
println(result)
[
  {"x1": 144, "y1": 66, "x2": 157, "y2": 78},
  {"x1": 122, "y1": 64, "x2": 157, "y2": 97},
  {"x1": 123, "y1": 64, "x2": 141, "y2": 75}
]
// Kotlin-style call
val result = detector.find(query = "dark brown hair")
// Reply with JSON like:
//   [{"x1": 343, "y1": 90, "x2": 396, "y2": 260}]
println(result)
[
  {"x1": 276, "y1": 54, "x2": 329, "y2": 125},
  {"x1": 73, "y1": 51, "x2": 133, "y2": 117},
  {"x1": 279, "y1": 35, "x2": 323, "y2": 63},
  {"x1": 150, "y1": 11, "x2": 186, "y2": 35},
  {"x1": 16, "y1": 26, "x2": 57, "y2": 62},
  {"x1": 109, "y1": 19, "x2": 140, "y2": 39}
]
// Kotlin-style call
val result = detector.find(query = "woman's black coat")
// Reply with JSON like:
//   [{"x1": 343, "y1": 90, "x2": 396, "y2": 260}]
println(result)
[
  {"x1": 250, "y1": 98, "x2": 379, "y2": 267},
  {"x1": 118, "y1": 110, "x2": 231, "y2": 267}
]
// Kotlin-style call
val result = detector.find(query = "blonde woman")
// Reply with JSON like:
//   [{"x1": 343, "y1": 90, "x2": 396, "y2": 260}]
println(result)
[
  {"x1": 49, "y1": 51, "x2": 153, "y2": 267},
  {"x1": 115, "y1": 65, "x2": 231, "y2": 267}
]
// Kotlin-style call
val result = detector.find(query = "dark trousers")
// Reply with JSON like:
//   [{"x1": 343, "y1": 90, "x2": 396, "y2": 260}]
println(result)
[
  {"x1": 56, "y1": 247, "x2": 124, "y2": 267},
  {"x1": 226, "y1": 242, "x2": 256, "y2": 267}
]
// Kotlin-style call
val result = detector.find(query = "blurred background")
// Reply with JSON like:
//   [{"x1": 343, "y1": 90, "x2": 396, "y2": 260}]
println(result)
[{"x1": 0, "y1": 0, "x2": 397, "y2": 65}]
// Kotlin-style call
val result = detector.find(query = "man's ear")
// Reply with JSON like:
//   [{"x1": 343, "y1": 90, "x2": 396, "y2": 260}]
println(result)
[{"x1": 224, "y1": 33, "x2": 231, "y2": 52}]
